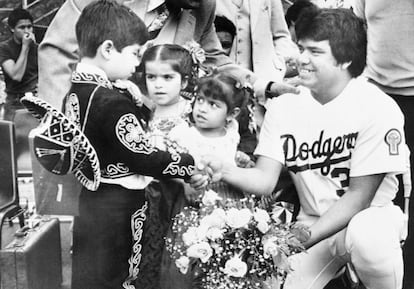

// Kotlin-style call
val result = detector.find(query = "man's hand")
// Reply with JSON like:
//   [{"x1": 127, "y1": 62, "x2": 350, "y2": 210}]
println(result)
[
  {"x1": 22, "y1": 32, "x2": 35, "y2": 47},
  {"x1": 267, "y1": 81, "x2": 300, "y2": 98}
]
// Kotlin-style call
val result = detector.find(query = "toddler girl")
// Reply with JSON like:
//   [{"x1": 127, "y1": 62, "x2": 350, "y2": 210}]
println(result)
[{"x1": 161, "y1": 71, "x2": 252, "y2": 289}]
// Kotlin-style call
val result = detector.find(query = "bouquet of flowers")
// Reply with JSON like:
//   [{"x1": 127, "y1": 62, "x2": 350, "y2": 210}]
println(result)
[{"x1": 165, "y1": 190, "x2": 306, "y2": 289}]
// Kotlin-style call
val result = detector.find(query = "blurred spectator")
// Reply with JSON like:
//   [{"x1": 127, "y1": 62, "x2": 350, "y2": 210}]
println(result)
[
  {"x1": 0, "y1": 8, "x2": 37, "y2": 121},
  {"x1": 214, "y1": 15, "x2": 236, "y2": 56},
  {"x1": 353, "y1": 1, "x2": 414, "y2": 288},
  {"x1": 285, "y1": 0, "x2": 318, "y2": 42},
  {"x1": 216, "y1": 0, "x2": 298, "y2": 83}
]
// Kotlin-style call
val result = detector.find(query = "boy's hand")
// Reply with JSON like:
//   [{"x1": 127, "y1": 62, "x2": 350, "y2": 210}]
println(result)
[{"x1": 183, "y1": 183, "x2": 202, "y2": 204}]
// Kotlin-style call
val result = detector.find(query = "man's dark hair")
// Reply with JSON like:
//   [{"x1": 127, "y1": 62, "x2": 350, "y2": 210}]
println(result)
[
  {"x1": 75, "y1": 0, "x2": 148, "y2": 58},
  {"x1": 8, "y1": 8, "x2": 33, "y2": 28},
  {"x1": 295, "y1": 8, "x2": 367, "y2": 77},
  {"x1": 214, "y1": 16, "x2": 236, "y2": 38},
  {"x1": 285, "y1": 0, "x2": 318, "y2": 27}
]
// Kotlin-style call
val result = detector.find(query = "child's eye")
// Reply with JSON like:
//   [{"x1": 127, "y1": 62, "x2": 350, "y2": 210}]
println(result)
[
  {"x1": 210, "y1": 102, "x2": 219, "y2": 109},
  {"x1": 146, "y1": 75, "x2": 155, "y2": 80},
  {"x1": 196, "y1": 97, "x2": 204, "y2": 103},
  {"x1": 164, "y1": 75, "x2": 174, "y2": 80}
]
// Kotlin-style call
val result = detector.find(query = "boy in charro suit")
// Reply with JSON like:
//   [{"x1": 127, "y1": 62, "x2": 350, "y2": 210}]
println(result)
[{"x1": 62, "y1": 1, "x2": 205, "y2": 288}]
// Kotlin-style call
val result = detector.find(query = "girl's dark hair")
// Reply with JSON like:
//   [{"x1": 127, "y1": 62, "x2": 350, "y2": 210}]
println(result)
[
  {"x1": 295, "y1": 8, "x2": 367, "y2": 77},
  {"x1": 8, "y1": 8, "x2": 33, "y2": 28},
  {"x1": 196, "y1": 72, "x2": 250, "y2": 113},
  {"x1": 76, "y1": 0, "x2": 148, "y2": 58},
  {"x1": 138, "y1": 44, "x2": 195, "y2": 95}
]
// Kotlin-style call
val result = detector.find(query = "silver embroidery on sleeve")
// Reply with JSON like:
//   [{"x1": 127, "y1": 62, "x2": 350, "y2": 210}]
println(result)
[
  {"x1": 163, "y1": 153, "x2": 195, "y2": 177},
  {"x1": 116, "y1": 113, "x2": 157, "y2": 154}
]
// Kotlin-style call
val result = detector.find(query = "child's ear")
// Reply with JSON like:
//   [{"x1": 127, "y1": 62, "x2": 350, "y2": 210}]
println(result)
[
  {"x1": 181, "y1": 78, "x2": 188, "y2": 90},
  {"x1": 228, "y1": 107, "x2": 241, "y2": 120},
  {"x1": 99, "y1": 40, "x2": 115, "y2": 60}
]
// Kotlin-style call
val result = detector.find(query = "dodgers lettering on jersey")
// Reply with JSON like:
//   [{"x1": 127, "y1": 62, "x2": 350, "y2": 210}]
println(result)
[
  {"x1": 281, "y1": 130, "x2": 359, "y2": 197},
  {"x1": 282, "y1": 130, "x2": 358, "y2": 176}
]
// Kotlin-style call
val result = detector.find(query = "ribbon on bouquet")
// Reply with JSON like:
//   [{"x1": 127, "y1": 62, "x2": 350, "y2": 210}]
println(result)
[{"x1": 272, "y1": 202, "x2": 294, "y2": 223}]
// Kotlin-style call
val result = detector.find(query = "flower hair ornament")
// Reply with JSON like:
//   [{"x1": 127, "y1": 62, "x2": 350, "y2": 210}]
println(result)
[
  {"x1": 183, "y1": 40, "x2": 212, "y2": 79},
  {"x1": 235, "y1": 79, "x2": 258, "y2": 134}
]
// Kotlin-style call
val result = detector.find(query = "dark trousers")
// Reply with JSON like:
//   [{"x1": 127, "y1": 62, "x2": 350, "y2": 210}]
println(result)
[
  {"x1": 71, "y1": 184, "x2": 147, "y2": 289},
  {"x1": 389, "y1": 94, "x2": 414, "y2": 289},
  {"x1": 3, "y1": 93, "x2": 25, "y2": 121}
]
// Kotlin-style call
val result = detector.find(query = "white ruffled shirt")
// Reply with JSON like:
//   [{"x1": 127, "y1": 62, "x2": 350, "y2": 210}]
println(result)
[{"x1": 169, "y1": 121, "x2": 240, "y2": 165}]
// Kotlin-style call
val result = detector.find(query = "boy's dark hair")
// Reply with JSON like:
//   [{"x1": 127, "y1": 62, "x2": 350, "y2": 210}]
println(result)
[
  {"x1": 8, "y1": 8, "x2": 33, "y2": 28},
  {"x1": 285, "y1": 0, "x2": 318, "y2": 27},
  {"x1": 295, "y1": 8, "x2": 367, "y2": 77},
  {"x1": 214, "y1": 16, "x2": 236, "y2": 38},
  {"x1": 196, "y1": 72, "x2": 249, "y2": 113},
  {"x1": 138, "y1": 44, "x2": 194, "y2": 94},
  {"x1": 75, "y1": 0, "x2": 148, "y2": 58}
]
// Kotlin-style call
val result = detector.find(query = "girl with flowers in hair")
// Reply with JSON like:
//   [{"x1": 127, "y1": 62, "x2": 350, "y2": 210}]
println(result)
[{"x1": 134, "y1": 43, "x2": 200, "y2": 288}]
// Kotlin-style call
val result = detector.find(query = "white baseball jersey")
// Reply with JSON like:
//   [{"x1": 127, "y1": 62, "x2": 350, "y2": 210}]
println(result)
[{"x1": 255, "y1": 77, "x2": 407, "y2": 217}]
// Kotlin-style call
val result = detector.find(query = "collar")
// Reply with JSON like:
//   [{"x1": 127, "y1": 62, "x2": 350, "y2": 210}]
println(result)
[
  {"x1": 76, "y1": 62, "x2": 109, "y2": 80},
  {"x1": 73, "y1": 62, "x2": 113, "y2": 89}
]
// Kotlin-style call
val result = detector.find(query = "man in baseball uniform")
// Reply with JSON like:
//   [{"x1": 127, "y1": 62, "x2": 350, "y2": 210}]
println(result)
[{"x1": 209, "y1": 8, "x2": 408, "y2": 289}]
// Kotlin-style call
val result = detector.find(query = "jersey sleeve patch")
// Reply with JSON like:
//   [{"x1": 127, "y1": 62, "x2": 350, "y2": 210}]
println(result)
[{"x1": 384, "y1": 128, "x2": 402, "y2": 155}]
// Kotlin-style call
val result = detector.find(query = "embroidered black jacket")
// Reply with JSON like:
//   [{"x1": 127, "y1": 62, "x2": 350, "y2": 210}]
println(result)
[{"x1": 63, "y1": 71, "x2": 195, "y2": 185}]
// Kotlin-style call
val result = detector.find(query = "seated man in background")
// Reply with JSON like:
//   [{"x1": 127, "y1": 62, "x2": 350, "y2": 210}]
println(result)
[{"x1": 0, "y1": 8, "x2": 37, "y2": 121}]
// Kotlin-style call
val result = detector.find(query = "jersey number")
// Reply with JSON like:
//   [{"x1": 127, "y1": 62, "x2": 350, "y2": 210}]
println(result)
[{"x1": 331, "y1": 168, "x2": 350, "y2": 196}]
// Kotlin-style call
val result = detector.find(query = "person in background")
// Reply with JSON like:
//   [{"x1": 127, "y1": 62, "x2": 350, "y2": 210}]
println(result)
[
  {"x1": 352, "y1": 1, "x2": 414, "y2": 288},
  {"x1": 214, "y1": 15, "x2": 236, "y2": 57},
  {"x1": 37, "y1": 0, "x2": 299, "y2": 112},
  {"x1": 285, "y1": 0, "x2": 318, "y2": 42},
  {"x1": 0, "y1": 8, "x2": 37, "y2": 121},
  {"x1": 215, "y1": 0, "x2": 299, "y2": 83},
  {"x1": 204, "y1": 8, "x2": 407, "y2": 289}
]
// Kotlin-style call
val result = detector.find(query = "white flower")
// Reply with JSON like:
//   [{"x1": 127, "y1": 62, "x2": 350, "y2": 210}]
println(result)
[
  {"x1": 226, "y1": 208, "x2": 252, "y2": 228},
  {"x1": 206, "y1": 227, "x2": 224, "y2": 240},
  {"x1": 257, "y1": 221, "x2": 270, "y2": 234},
  {"x1": 186, "y1": 242, "x2": 213, "y2": 263},
  {"x1": 175, "y1": 256, "x2": 190, "y2": 274},
  {"x1": 202, "y1": 189, "x2": 222, "y2": 206},
  {"x1": 182, "y1": 226, "x2": 207, "y2": 246},
  {"x1": 253, "y1": 208, "x2": 270, "y2": 224},
  {"x1": 262, "y1": 237, "x2": 280, "y2": 259},
  {"x1": 200, "y1": 208, "x2": 226, "y2": 229},
  {"x1": 182, "y1": 227, "x2": 198, "y2": 246},
  {"x1": 223, "y1": 256, "x2": 248, "y2": 277}
]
